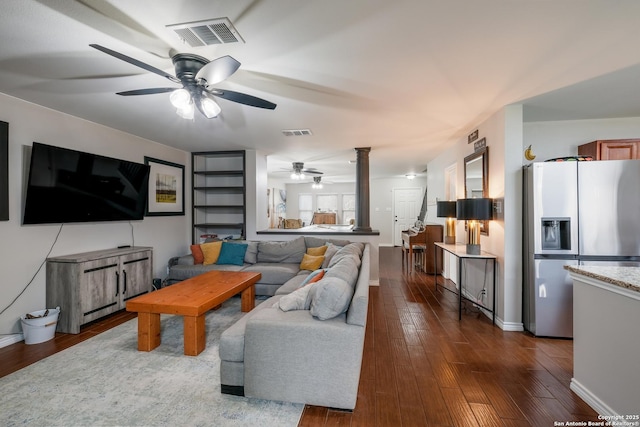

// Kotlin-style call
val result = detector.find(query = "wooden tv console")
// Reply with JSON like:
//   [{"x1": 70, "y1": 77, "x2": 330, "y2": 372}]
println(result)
[{"x1": 46, "y1": 246, "x2": 153, "y2": 334}]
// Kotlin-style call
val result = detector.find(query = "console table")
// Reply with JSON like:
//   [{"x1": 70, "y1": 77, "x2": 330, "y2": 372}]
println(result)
[{"x1": 433, "y1": 242, "x2": 496, "y2": 324}]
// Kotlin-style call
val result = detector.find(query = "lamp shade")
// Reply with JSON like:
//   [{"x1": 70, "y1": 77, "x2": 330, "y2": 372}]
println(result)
[
  {"x1": 436, "y1": 201, "x2": 457, "y2": 218},
  {"x1": 456, "y1": 198, "x2": 493, "y2": 220}
]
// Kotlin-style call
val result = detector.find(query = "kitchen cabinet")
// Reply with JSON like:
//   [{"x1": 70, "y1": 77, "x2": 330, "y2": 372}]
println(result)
[
  {"x1": 578, "y1": 139, "x2": 640, "y2": 160},
  {"x1": 46, "y1": 246, "x2": 153, "y2": 333},
  {"x1": 192, "y1": 151, "x2": 246, "y2": 243}
]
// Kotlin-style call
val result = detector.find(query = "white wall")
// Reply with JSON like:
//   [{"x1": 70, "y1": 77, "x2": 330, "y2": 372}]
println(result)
[
  {"x1": 524, "y1": 116, "x2": 640, "y2": 159},
  {"x1": 426, "y1": 111, "x2": 640, "y2": 330},
  {"x1": 246, "y1": 150, "x2": 268, "y2": 239},
  {"x1": 425, "y1": 106, "x2": 521, "y2": 328},
  {"x1": 369, "y1": 177, "x2": 428, "y2": 246},
  {"x1": 0, "y1": 93, "x2": 190, "y2": 335}
]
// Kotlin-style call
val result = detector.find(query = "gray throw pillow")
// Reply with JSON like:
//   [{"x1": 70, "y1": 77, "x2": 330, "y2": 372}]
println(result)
[
  {"x1": 322, "y1": 243, "x2": 340, "y2": 268},
  {"x1": 236, "y1": 240, "x2": 258, "y2": 264},
  {"x1": 327, "y1": 243, "x2": 364, "y2": 268},
  {"x1": 325, "y1": 256, "x2": 359, "y2": 288},
  {"x1": 309, "y1": 277, "x2": 354, "y2": 320},
  {"x1": 257, "y1": 236, "x2": 306, "y2": 263},
  {"x1": 275, "y1": 284, "x2": 314, "y2": 311}
]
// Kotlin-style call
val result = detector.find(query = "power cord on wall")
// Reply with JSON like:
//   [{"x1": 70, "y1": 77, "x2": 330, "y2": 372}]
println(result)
[{"x1": 0, "y1": 224, "x2": 64, "y2": 334}]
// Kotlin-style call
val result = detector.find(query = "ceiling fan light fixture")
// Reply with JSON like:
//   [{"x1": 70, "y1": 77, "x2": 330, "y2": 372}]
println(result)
[
  {"x1": 312, "y1": 176, "x2": 323, "y2": 189},
  {"x1": 170, "y1": 88, "x2": 191, "y2": 109},
  {"x1": 175, "y1": 102, "x2": 195, "y2": 120},
  {"x1": 200, "y1": 96, "x2": 221, "y2": 118}
]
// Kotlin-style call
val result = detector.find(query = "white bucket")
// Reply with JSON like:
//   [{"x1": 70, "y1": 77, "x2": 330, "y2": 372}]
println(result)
[{"x1": 20, "y1": 307, "x2": 60, "y2": 345}]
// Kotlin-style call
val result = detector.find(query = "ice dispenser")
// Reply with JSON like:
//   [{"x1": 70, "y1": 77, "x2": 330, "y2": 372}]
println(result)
[{"x1": 541, "y1": 218, "x2": 572, "y2": 250}]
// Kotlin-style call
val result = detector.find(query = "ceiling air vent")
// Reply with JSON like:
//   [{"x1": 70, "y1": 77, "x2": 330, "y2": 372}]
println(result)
[
  {"x1": 167, "y1": 17, "x2": 244, "y2": 47},
  {"x1": 282, "y1": 129, "x2": 313, "y2": 137}
]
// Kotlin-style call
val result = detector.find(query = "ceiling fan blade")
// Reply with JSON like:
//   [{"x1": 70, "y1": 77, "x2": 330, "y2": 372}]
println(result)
[
  {"x1": 208, "y1": 88, "x2": 277, "y2": 110},
  {"x1": 90, "y1": 44, "x2": 180, "y2": 84},
  {"x1": 302, "y1": 169, "x2": 323, "y2": 175},
  {"x1": 195, "y1": 55, "x2": 241, "y2": 85},
  {"x1": 116, "y1": 88, "x2": 177, "y2": 96}
]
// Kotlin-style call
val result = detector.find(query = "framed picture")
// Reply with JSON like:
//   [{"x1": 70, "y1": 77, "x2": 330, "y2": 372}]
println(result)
[{"x1": 144, "y1": 157, "x2": 184, "y2": 216}]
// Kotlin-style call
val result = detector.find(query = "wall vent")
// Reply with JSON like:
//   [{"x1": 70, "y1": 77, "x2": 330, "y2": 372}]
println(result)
[
  {"x1": 282, "y1": 129, "x2": 313, "y2": 137},
  {"x1": 167, "y1": 17, "x2": 244, "y2": 47}
]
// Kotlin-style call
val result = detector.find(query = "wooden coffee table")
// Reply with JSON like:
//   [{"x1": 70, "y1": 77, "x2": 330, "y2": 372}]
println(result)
[{"x1": 126, "y1": 270, "x2": 261, "y2": 356}]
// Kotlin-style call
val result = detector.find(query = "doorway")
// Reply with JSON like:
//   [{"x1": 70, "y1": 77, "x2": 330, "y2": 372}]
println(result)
[{"x1": 393, "y1": 187, "x2": 422, "y2": 246}]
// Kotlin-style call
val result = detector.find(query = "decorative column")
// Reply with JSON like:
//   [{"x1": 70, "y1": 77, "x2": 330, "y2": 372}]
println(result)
[{"x1": 353, "y1": 147, "x2": 372, "y2": 232}]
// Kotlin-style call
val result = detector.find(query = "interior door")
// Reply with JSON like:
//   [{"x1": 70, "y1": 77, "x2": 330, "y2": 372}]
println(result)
[{"x1": 393, "y1": 187, "x2": 422, "y2": 246}]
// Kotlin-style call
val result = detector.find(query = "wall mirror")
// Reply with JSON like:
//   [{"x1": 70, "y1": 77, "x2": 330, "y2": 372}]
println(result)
[{"x1": 464, "y1": 146, "x2": 489, "y2": 235}]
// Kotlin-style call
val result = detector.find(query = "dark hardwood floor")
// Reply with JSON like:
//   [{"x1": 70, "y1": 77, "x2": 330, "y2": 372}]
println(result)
[
  {"x1": 0, "y1": 246, "x2": 597, "y2": 426},
  {"x1": 298, "y1": 246, "x2": 598, "y2": 426}
]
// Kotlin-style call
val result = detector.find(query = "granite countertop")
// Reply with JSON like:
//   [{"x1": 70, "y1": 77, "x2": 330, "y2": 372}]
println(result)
[{"x1": 565, "y1": 265, "x2": 640, "y2": 293}]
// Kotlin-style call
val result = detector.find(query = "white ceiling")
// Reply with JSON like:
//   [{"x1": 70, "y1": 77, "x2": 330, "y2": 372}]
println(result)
[{"x1": 2, "y1": 1, "x2": 640, "y2": 183}]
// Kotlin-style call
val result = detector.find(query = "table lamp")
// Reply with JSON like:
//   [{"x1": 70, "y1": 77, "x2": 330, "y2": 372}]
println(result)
[
  {"x1": 436, "y1": 201, "x2": 457, "y2": 244},
  {"x1": 456, "y1": 198, "x2": 493, "y2": 255}
]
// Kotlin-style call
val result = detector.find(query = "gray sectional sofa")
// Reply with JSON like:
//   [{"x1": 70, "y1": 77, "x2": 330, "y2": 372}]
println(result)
[{"x1": 167, "y1": 236, "x2": 370, "y2": 410}]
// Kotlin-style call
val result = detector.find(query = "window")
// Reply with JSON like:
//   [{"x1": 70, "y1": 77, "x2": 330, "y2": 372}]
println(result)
[
  {"x1": 298, "y1": 193, "x2": 313, "y2": 226},
  {"x1": 316, "y1": 194, "x2": 338, "y2": 213},
  {"x1": 342, "y1": 194, "x2": 355, "y2": 225}
]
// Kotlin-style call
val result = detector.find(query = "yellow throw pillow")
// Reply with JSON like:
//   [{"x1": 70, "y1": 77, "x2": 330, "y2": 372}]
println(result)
[
  {"x1": 306, "y1": 245, "x2": 328, "y2": 256},
  {"x1": 201, "y1": 241, "x2": 223, "y2": 265},
  {"x1": 300, "y1": 253, "x2": 324, "y2": 271}
]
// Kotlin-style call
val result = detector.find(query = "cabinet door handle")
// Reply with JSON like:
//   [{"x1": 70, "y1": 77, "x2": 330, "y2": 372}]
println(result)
[
  {"x1": 123, "y1": 270, "x2": 127, "y2": 294},
  {"x1": 115, "y1": 271, "x2": 120, "y2": 297}
]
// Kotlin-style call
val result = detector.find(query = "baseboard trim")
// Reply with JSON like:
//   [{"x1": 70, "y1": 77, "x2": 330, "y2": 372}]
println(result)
[
  {"x1": 570, "y1": 378, "x2": 616, "y2": 416},
  {"x1": 496, "y1": 319, "x2": 524, "y2": 332},
  {"x1": 369, "y1": 279, "x2": 380, "y2": 287},
  {"x1": 221, "y1": 384, "x2": 245, "y2": 396},
  {"x1": 0, "y1": 333, "x2": 24, "y2": 348}
]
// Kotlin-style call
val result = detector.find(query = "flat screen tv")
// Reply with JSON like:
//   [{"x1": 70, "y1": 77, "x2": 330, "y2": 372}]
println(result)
[{"x1": 23, "y1": 142, "x2": 150, "y2": 224}]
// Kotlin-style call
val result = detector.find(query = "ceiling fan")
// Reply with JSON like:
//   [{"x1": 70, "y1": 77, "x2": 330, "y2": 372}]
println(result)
[
  {"x1": 281, "y1": 162, "x2": 323, "y2": 180},
  {"x1": 89, "y1": 44, "x2": 276, "y2": 119}
]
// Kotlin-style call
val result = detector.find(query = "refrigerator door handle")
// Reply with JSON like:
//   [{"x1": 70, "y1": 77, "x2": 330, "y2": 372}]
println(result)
[{"x1": 538, "y1": 284, "x2": 547, "y2": 298}]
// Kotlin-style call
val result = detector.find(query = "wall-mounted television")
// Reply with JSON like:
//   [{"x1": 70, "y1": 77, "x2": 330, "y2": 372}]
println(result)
[{"x1": 23, "y1": 142, "x2": 150, "y2": 224}]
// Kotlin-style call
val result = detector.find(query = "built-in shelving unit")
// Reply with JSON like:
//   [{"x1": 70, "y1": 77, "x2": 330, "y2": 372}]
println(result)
[{"x1": 192, "y1": 151, "x2": 246, "y2": 243}]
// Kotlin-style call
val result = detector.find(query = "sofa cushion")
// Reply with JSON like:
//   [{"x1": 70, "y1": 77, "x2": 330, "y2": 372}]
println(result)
[
  {"x1": 190, "y1": 244, "x2": 204, "y2": 264},
  {"x1": 201, "y1": 241, "x2": 223, "y2": 265},
  {"x1": 217, "y1": 242, "x2": 248, "y2": 266},
  {"x1": 300, "y1": 253, "x2": 324, "y2": 271},
  {"x1": 219, "y1": 296, "x2": 282, "y2": 363},
  {"x1": 257, "y1": 236, "x2": 306, "y2": 263},
  {"x1": 309, "y1": 277, "x2": 354, "y2": 320},
  {"x1": 274, "y1": 274, "x2": 309, "y2": 295},
  {"x1": 325, "y1": 256, "x2": 359, "y2": 288},
  {"x1": 167, "y1": 263, "x2": 245, "y2": 281},
  {"x1": 304, "y1": 236, "x2": 351, "y2": 248},
  {"x1": 322, "y1": 243, "x2": 340, "y2": 268},
  {"x1": 328, "y1": 243, "x2": 364, "y2": 268},
  {"x1": 241, "y1": 263, "x2": 300, "y2": 285}
]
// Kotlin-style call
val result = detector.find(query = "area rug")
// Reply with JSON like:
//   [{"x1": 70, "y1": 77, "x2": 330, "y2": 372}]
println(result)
[{"x1": 0, "y1": 297, "x2": 303, "y2": 427}]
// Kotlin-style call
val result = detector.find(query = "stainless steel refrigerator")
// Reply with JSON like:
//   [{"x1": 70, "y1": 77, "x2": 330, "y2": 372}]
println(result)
[{"x1": 523, "y1": 160, "x2": 640, "y2": 338}]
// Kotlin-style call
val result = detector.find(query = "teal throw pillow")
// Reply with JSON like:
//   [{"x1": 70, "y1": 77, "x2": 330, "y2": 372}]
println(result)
[
  {"x1": 298, "y1": 268, "x2": 328, "y2": 288},
  {"x1": 216, "y1": 242, "x2": 248, "y2": 266}
]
